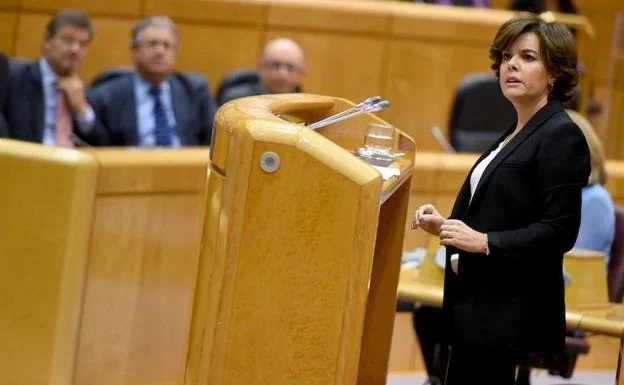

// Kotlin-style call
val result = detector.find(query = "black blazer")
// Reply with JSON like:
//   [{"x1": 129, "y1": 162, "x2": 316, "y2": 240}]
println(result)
[
  {"x1": 88, "y1": 72, "x2": 216, "y2": 146},
  {"x1": 3, "y1": 59, "x2": 107, "y2": 145},
  {"x1": 442, "y1": 100, "x2": 590, "y2": 353}
]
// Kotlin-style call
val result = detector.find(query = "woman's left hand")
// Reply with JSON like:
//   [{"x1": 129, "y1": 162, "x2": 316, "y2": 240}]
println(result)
[{"x1": 439, "y1": 219, "x2": 488, "y2": 254}]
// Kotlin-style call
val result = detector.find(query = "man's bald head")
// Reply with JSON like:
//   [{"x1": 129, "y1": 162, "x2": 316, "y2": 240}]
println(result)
[{"x1": 258, "y1": 38, "x2": 306, "y2": 94}]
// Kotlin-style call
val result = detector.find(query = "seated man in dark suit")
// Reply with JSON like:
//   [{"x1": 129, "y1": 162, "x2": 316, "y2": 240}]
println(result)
[
  {"x1": 217, "y1": 38, "x2": 306, "y2": 106},
  {"x1": 3, "y1": 10, "x2": 103, "y2": 147},
  {"x1": 89, "y1": 16, "x2": 216, "y2": 147}
]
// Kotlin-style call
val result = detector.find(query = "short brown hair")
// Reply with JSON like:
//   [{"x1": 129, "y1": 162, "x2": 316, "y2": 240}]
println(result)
[
  {"x1": 46, "y1": 9, "x2": 94, "y2": 41},
  {"x1": 489, "y1": 14, "x2": 578, "y2": 102}
]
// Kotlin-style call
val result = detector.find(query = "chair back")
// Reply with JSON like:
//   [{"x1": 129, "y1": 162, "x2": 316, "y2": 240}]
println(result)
[
  {"x1": 215, "y1": 69, "x2": 260, "y2": 106},
  {"x1": 449, "y1": 74, "x2": 516, "y2": 153}
]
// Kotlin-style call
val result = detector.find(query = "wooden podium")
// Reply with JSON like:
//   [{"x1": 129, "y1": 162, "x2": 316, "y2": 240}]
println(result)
[
  {"x1": 185, "y1": 94, "x2": 415, "y2": 385},
  {"x1": 0, "y1": 94, "x2": 413, "y2": 385}
]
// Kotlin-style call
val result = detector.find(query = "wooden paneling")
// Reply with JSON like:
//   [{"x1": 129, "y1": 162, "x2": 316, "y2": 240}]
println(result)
[
  {"x1": 384, "y1": 41, "x2": 491, "y2": 149},
  {"x1": 266, "y1": 30, "x2": 385, "y2": 103},
  {"x1": 74, "y1": 193, "x2": 203, "y2": 385},
  {"x1": 176, "y1": 24, "x2": 262, "y2": 93},
  {"x1": 21, "y1": 0, "x2": 141, "y2": 17},
  {"x1": 13, "y1": 13, "x2": 48, "y2": 60},
  {"x1": 145, "y1": 0, "x2": 266, "y2": 26},
  {"x1": 80, "y1": 18, "x2": 134, "y2": 82},
  {"x1": 0, "y1": 11, "x2": 17, "y2": 54},
  {"x1": 0, "y1": 140, "x2": 97, "y2": 385},
  {"x1": 267, "y1": 0, "x2": 389, "y2": 35},
  {"x1": 0, "y1": 0, "x2": 18, "y2": 11},
  {"x1": 391, "y1": 5, "x2": 510, "y2": 43}
]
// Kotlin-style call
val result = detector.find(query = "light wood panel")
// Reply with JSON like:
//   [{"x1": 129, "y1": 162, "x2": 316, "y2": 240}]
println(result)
[
  {"x1": 13, "y1": 13, "x2": 48, "y2": 60},
  {"x1": 267, "y1": 0, "x2": 389, "y2": 34},
  {"x1": 80, "y1": 18, "x2": 134, "y2": 82},
  {"x1": 391, "y1": 5, "x2": 511, "y2": 43},
  {"x1": 384, "y1": 41, "x2": 491, "y2": 149},
  {"x1": 145, "y1": 0, "x2": 266, "y2": 26},
  {"x1": 74, "y1": 193, "x2": 203, "y2": 385},
  {"x1": 0, "y1": 11, "x2": 17, "y2": 54},
  {"x1": 0, "y1": 140, "x2": 97, "y2": 385},
  {"x1": 21, "y1": 0, "x2": 141, "y2": 17},
  {"x1": 0, "y1": 0, "x2": 17, "y2": 11},
  {"x1": 266, "y1": 31, "x2": 386, "y2": 104},
  {"x1": 176, "y1": 24, "x2": 262, "y2": 93}
]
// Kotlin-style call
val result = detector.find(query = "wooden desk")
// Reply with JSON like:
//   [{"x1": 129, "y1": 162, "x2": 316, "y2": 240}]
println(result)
[{"x1": 397, "y1": 268, "x2": 624, "y2": 384}]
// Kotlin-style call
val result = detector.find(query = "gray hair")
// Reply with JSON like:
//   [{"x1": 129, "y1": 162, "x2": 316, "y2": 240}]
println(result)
[{"x1": 130, "y1": 16, "x2": 178, "y2": 48}]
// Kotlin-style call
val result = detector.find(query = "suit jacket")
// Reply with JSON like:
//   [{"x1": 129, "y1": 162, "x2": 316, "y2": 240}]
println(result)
[
  {"x1": 442, "y1": 100, "x2": 590, "y2": 353},
  {"x1": 3, "y1": 59, "x2": 106, "y2": 145},
  {"x1": 88, "y1": 72, "x2": 216, "y2": 146}
]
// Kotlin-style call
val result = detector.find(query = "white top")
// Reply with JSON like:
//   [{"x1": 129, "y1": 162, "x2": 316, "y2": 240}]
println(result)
[{"x1": 469, "y1": 140, "x2": 506, "y2": 200}]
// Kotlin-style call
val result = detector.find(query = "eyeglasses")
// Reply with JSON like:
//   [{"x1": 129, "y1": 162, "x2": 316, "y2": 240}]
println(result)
[
  {"x1": 57, "y1": 34, "x2": 90, "y2": 49},
  {"x1": 262, "y1": 60, "x2": 302, "y2": 73},
  {"x1": 138, "y1": 39, "x2": 177, "y2": 51}
]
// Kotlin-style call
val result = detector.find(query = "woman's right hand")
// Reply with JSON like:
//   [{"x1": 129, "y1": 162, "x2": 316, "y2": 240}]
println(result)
[{"x1": 411, "y1": 203, "x2": 445, "y2": 236}]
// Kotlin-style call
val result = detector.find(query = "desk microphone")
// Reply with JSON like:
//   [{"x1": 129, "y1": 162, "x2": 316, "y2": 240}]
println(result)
[{"x1": 431, "y1": 126, "x2": 455, "y2": 153}]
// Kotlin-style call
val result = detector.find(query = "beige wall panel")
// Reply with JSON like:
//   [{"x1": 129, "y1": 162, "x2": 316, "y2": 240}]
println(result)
[
  {"x1": 267, "y1": 0, "x2": 388, "y2": 34},
  {"x1": 21, "y1": 0, "x2": 141, "y2": 16},
  {"x1": 577, "y1": 0, "x2": 621, "y2": 84},
  {"x1": 576, "y1": 335, "x2": 619, "y2": 370},
  {"x1": 176, "y1": 24, "x2": 261, "y2": 93},
  {"x1": 0, "y1": 0, "x2": 17, "y2": 10},
  {"x1": 80, "y1": 18, "x2": 134, "y2": 82},
  {"x1": 384, "y1": 41, "x2": 491, "y2": 151},
  {"x1": 392, "y1": 6, "x2": 508, "y2": 44},
  {"x1": 266, "y1": 30, "x2": 385, "y2": 104},
  {"x1": 13, "y1": 13, "x2": 47, "y2": 60},
  {"x1": 74, "y1": 194, "x2": 203, "y2": 385},
  {"x1": 489, "y1": 0, "x2": 507, "y2": 9},
  {"x1": 145, "y1": 0, "x2": 265, "y2": 25},
  {"x1": 0, "y1": 11, "x2": 16, "y2": 54},
  {"x1": 388, "y1": 312, "x2": 422, "y2": 372}
]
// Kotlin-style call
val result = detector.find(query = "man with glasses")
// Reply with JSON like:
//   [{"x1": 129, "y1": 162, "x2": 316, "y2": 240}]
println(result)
[
  {"x1": 3, "y1": 10, "x2": 104, "y2": 147},
  {"x1": 217, "y1": 38, "x2": 306, "y2": 106},
  {"x1": 88, "y1": 16, "x2": 216, "y2": 147}
]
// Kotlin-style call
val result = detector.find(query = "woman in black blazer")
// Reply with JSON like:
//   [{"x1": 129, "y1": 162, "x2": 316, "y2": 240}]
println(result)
[{"x1": 412, "y1": 15, "x2": 590, "y2": 385}]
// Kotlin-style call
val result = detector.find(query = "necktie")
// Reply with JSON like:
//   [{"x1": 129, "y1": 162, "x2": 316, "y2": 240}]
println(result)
[
  {"x1": 55, "y1": 90, "x2": 74, "y2": 148},
  {"x1": 149, "y1": 86, "x2": 172, "y2": 147}
]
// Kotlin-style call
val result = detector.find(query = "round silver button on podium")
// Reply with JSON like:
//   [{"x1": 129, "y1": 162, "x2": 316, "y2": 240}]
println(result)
[{"x1": 260, "y1": 152, "x2": 280, "y2": 173}]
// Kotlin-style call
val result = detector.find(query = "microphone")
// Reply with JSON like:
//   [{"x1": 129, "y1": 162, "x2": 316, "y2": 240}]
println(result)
[
  {"x1": 308, "y1": 98, "x2": 390, "y2": 130},
  {"x1": 431, "y1": 126, "x2": 455, "y2": 153},
  {"x1": 308, "y1": 95, "x2": 384, "y2": 129}
]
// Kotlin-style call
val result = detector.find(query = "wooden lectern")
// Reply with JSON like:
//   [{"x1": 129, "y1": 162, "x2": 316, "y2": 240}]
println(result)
[{"x1": 185, "y1": 94, "x2": 415, "y2": 385}]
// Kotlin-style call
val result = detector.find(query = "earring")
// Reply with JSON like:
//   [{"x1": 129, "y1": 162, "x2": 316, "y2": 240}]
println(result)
[{"x1": 548, "y1": 82, "x2": 554, "y2": 91}]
